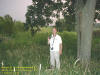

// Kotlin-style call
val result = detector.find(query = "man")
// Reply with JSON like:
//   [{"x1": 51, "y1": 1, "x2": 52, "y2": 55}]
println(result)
[{"x1": 48, "y1": 27, "x2": 62, "y2": 69}]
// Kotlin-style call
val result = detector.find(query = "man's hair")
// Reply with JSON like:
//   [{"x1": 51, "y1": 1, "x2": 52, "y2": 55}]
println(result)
[{"x1": 52, "y1": 26, "x2": 57, "y2": 31}]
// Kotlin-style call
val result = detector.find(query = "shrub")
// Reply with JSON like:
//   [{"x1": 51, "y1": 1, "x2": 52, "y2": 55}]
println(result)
[{"x1": 93, "y1": 29, "x2": 100, "y2": 38}]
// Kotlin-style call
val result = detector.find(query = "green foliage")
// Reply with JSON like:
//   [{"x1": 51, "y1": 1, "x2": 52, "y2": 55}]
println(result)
[
  {"x1": 33, "y1": 32, "x2": 49, "y2": 45},
  {"x1": 12, "y1": 31, "x2": 33, "y2": 46},
  {"x1": 25, "y1": 0, "x2": 53, "y2": 30},
  {"x1": 0, "y1": 27, "x2": 99, "y2": 75},
  {"x1": 0, "y1": 15, "x2": 15, "y2": 35},
  {"x1": 26, "y1": 0, "x2": 63, "y2": 26},
  {"x1": 0, "y1": 15, "x2": 26, "y2": 40},
  {"x1": 14, "y1": 21, "x2": 25, "y2": 32},
  {"x1": 25, "y1": 0, "x2": 67, "y2": 34}
]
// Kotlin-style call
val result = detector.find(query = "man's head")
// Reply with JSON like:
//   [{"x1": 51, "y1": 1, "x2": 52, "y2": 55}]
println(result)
[{"x1": 52, "y1": 27, "x2": 57, "y2": 36}]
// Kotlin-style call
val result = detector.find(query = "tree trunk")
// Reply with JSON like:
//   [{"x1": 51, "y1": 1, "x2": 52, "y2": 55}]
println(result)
[{"x1": 75, "y1": 0, "x2": 96, "y2": 66}]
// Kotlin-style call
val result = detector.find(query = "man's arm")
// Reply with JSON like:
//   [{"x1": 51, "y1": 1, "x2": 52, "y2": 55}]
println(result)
[{"x1": 59, "y1": 43, "x2": 62, "y2": 55}]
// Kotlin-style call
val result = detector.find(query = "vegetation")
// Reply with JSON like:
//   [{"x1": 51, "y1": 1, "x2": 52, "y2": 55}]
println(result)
[
  {"x1": 0, "y1": 26, "x2": 99, "y2": 75},
  {"x1": 25, "y1": 0, "x2": 100, "y2": 34},
  {"x1": 0, "y1": 15, "x2": 15, "y2": 35},
  {"x1": 0, "y1": 0, "x2": 100, "y2": 74}
]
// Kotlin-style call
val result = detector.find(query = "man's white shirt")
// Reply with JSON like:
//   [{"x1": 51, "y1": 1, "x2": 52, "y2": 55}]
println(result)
[{"x1": 49, "y1": 34, "x2": 62, "y2": 52}]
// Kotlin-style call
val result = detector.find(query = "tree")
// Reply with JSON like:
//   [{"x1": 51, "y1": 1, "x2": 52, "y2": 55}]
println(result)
[
  {"x1": 25, "y1": 0, "x2": 63, "y2": 35},
  {"x1": 74, "y1": 0, "x2": 96, "y2": 67},
  {"x1": 0, "y1": 15, "x2": 15, "y2": 35},
  {"x1": 55, "y1": 17, "x2": 75, "y2": 32}
]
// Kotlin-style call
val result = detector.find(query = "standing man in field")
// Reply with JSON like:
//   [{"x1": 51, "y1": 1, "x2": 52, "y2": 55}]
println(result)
[{"x1": 48, "y1": 27, "x2": 62, "y2": 70}]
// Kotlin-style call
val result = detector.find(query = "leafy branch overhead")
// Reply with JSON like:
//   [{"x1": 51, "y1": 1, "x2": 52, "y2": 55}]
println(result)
[{"x1": 26, "y1": 0, "x2": 63, "y2": 27}]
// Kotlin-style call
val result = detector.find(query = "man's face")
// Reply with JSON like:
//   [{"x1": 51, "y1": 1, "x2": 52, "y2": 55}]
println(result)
[{"x1": 52, "y1": 28, "x2": 57, "y2": 35}]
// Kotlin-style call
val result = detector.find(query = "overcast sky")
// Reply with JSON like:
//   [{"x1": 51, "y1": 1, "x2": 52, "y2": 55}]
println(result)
[{"x1": 0, "y1": 0, "x2": 32, "y2": 22}]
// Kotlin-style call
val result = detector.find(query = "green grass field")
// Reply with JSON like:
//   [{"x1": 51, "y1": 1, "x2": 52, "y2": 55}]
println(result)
[{"x1": 0, "y1": 27, "x2": 100, "y2": 75}]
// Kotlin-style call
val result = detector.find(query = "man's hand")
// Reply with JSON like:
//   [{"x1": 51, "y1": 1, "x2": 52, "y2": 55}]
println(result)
[
  {"x1": 48, "y1": 37, "x2": 50, "y2": 41},
  {"x1": 48, "y1": 37, "x2": 50, "y2": 45},
  {"x1": 59, "y1": 50, "x2": 62, "y2": 55}
]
